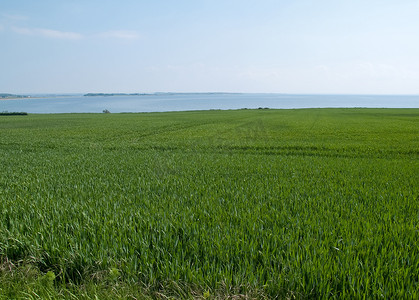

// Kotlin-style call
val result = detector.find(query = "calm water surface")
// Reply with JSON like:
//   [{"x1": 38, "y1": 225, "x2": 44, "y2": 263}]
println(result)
[{"x1": 1, "y1": 94, "x2": 418, "y2": 113}]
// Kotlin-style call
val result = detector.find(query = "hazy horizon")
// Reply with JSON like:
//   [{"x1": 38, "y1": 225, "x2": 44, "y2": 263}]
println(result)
[
  {"x1": 3, "y1": 92, "x2": 419, "y2": 97},
  {"x1": 2, "y1": 0, "x2": 419, "y2": 95}
]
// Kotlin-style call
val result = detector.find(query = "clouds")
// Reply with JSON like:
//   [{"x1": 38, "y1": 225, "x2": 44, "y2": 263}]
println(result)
[
  {"x1": 9, "y1": 26, "x2": 140, "y2": 41},
  {"x1": 1, "y1": 13, "x2": 139, "y2": 41},
  {"x1": 1, "y1": 13, "x2": 28, "y2": 22},
  {"x1": 97, "y1": 30, "x2": 140, "y2": 40},
  {"x1": 11, "y1": 26, "x2": 83, "y2": 40}
]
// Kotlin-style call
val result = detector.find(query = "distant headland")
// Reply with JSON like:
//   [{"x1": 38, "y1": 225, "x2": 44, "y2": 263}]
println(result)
[
  {"x1": 0, "y1": 93, "x2": 31, "y2": 99},
  {"x1": 84, "y1": 92, "x2": 241, "y2": 97},
  {"x1": 84, "y1": 93, "x2": 148, "y2": 97}
]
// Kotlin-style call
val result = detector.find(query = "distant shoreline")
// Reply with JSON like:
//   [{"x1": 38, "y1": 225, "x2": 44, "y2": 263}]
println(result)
[
  {"x1": 1, "y1": 92, "x2": 244, "y2": 99},
  {"x1": 84, "y1": 93, "x2": 148, "y2": 97},
  {"x1": 2, "y1": 92, "x2": 419, "y2": 99},
  {"x1": 0, "y1": 93, "x2": 31, "y2": 100},
  {"x1": 83, "y1": 92, "x2": 242, "y2": 97}
]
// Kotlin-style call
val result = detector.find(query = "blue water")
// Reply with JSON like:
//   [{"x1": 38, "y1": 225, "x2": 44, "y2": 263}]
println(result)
[{"x1": 1, "y1": 93, "x2": 418, "y2": 113}]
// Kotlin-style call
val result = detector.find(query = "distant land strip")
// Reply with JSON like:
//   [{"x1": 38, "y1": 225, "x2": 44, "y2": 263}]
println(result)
[
  {"x1": 0, "y1": 93, "x2": 31, "y2": 99},
  {"x1": 0, "y1": 111, "x2": 28, "y2": 115},
  {"x1": 84, "y1": 93, "x2": 148, "y2": 96},
  {"x1": 84, "y1": 92, "x2": 241, "y2": 96}
]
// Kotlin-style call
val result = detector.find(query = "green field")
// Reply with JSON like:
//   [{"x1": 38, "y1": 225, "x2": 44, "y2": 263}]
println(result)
[{"x1": 0, "y1": 108, "x2": 418, "y2": 299}]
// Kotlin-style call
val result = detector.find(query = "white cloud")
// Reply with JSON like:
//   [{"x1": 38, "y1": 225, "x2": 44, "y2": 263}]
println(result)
[
  {"x1": 97, "y1": 30, "x2": 140, "y2": 40},
  {"x1": 1, "y1": 13, "x2": 28, "y2": 21},
  {"x1": 11, "y1": 26, "x2": 83, "y2": 40},
  {"x1": 10, "y1": 26, "x2": 140, "y2": 41}
]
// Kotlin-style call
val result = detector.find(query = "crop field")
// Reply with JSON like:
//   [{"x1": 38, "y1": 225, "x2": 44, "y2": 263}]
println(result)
[{"x1": 0, "y1": 108, "x2": 418, "y2": 298}]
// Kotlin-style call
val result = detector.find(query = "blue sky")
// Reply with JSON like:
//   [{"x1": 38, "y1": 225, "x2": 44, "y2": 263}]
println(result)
[{"x1": 1, "y1": 0, "x2": 419, "y2": 94}]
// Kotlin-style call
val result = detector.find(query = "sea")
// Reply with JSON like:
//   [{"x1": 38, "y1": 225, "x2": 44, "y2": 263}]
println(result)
[{"x1": 1, "y1": 93, "x2": 418, "y2": 114}]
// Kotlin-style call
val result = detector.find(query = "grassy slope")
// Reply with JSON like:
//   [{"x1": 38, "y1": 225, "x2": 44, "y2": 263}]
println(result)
[{"x1": 0, "y1": 108, "x2": 418, "y2": 298}]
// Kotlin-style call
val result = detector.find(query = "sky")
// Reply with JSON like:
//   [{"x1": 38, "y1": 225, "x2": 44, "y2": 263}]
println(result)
[{"x1": 1, "y1": 0, "x2": 419, "y2": 94}]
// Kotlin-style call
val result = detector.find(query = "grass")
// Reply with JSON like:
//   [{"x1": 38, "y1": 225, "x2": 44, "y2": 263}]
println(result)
[{"x1": 0, "y1": 108, "x2": 418, "y2": 298}]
